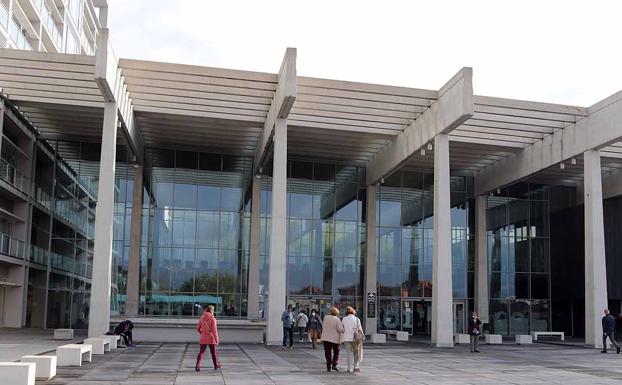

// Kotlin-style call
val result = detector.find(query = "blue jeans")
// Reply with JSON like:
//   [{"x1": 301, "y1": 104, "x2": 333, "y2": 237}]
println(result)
[{"x1": 282, "y1": 327, "x2": 293, "y2": 347}]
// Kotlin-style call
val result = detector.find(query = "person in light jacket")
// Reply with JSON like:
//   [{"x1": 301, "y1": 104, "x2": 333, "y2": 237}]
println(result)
[
  {"x1": 341, "y1": 306, "x2": 364, "y2": 373},
  {"x1": 322, "y1": 307, "x2": 345, "y2": 372},
  {"x1": 296, "y1": 310, "x2": 309, "y2": 342},
  {"x1": 195, "y1": 305, "x2": 221, "y2": 371}
]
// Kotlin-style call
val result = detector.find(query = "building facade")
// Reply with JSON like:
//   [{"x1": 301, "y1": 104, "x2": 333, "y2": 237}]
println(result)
[{"x1": 0, "y1": 15, "x2": 622, "y2": 347}]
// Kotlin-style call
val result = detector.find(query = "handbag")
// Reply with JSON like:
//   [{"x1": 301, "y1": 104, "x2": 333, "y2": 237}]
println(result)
[{"x1": 354, "y1": 317, "x2": 365, "y2": 344}]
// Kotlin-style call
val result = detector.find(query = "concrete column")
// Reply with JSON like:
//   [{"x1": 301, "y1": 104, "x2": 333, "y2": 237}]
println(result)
[
  {"x1": 247, "y1": 177, "x2": 261, "y2": 319},
  {"x1": 584, "y1": 149, "x2": 607, "y2": 348},
  {"x1": 432, "y1": 134, "x2": 453, "y2": 347},
  {"x1": 266, "y1": 118, "x2": 287, "y2": 345},
  {"x1": 125, "y1": 165, "x2": 143, "y2": 316},
  {"x1": 364, "y1": 185, "x2": 378, "y2": 334},
  {"x1": 88, "y1": 102, "x2": 118, "y2": 337},
  {"x1": 474, "y1": 195, "x2": 489, "y2": 324}
]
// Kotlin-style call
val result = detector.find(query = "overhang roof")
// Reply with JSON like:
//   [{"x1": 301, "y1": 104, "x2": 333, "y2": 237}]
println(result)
[{"x1": 0, "y1": 48, "x2": 621, "y2": 190}]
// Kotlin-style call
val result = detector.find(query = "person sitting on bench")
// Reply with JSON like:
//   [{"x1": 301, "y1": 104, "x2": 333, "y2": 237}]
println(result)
[{"x1": 109, "y1": 320, "x2": 135, "y2": 347}]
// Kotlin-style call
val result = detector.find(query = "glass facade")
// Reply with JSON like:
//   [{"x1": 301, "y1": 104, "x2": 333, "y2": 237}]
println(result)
[
  {"x1": 376, "y1": 171, "x2": 472, "y2": 334},
  {"x1": 487, "y1": 183, "x2": 551, "y2": 335},
  {"x1": 138, "y1": 149, "x2": 252, "y2": 317},
  {"x1": 283, "y1": 161, "x2": 365, "y2": 318}
]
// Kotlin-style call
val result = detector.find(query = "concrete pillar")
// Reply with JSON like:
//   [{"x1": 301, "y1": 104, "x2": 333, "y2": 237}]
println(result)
[
  {"x1": 364, "y1": 185, "x2": 378, "y2": 334},
  {"x1": 247, "y1": 177, "x2": 261, "y2": 319},
  {"x1": 431, "y1": 134, "x2": 453, "y2": 347},
  {"x1": 474, "y1": 195, "x2": 489, "y2": 324},
  {"x1": 265, "y1": 118, "x2": 287, "y2": 345},
  {"x1": 125, "y1": 165, "x2": 143, "y2": 316},
  {"x1": 88, "y1": 102, "x2": 118, "y2": 337},
  {"x1": 584, "y1": 149, "x2": 607, "y2": 348}
]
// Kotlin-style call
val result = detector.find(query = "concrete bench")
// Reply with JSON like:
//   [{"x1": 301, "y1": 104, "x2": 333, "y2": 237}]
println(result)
[
  {"x1": 0, "y1": 362, "x2": 36, "y2": 385},
  {"x1": 56, "y1": 344, "x2": 92, "y2": 366},
  {"x1": 84, "y1": 338, "x2": 110, "y2": 354},
  {"x1": 53, "y1": 328, "x2": 74, "y2": 340},
  {"x1": 380, "y1": 329, "x2": 409, "y2": 341},
  {"x1": 485, "y1": 334, "x2": 502, "y2": 344},
  {"x1": 455, "y1": 333, "x2": 470, "y2": 344},
  {"x1": 21, "y1": 355, "x2": 56, "y2": 380},
  {"x1": 371, "y1": 334, "x2": 387, "y2": 344},
  {"x1": 101, "y1": 334, "x2": 121, "y2": 349},
  {"x1": 515, "y1": 334, "x2": 533, "y2": 345},
  {"x1": 531, "y1": 331, "x2": 564, "y2": 341}
]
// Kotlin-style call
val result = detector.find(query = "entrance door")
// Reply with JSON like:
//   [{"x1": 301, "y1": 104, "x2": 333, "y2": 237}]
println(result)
[
  {"x1": 453, "y1": 301, "x2": 465, "y2": 334},
  {"x1": 402, "y1": 300, "x2": 431, "y2": 335},
  {"x1": 401, "y1": 300, "x2": 413, "y2": 334},
  {"x1": 288, "y1": 296, "x2": 332, "y2": 319}
]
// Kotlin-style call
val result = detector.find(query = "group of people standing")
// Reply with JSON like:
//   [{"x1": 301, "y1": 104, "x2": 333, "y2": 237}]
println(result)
[{"x1": 282, "y1": 304, "x2": 364, "y2": 372}]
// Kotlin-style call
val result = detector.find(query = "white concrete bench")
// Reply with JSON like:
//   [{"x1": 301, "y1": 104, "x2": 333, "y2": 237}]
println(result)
[
  {"x1": 485, "y1": 334, "x2": 502, "y2": 344},
  {"x1": 0, "y1": 362, "x2": 36, "y2": 385},
  {"x1": 84, "y1": 338, "x2": 110, "y2": 354},
  {"x1": 53, "y1": 328, "x2": 74, "y2": 340},
  {"x1": 101, "y1": 334, "x2": 121, "y2": 349},
  {"x1": 515, "y1": 334, "x2": 533, "y2": 344},
  {"x1": 56, "y1": 344, "x2": 92, "y2": 366},
  {"x1": 371, "y1": 334, "x2": 387, "y2": 344},
  {"x1": 531, "y1": 331, "x2": 564, "y2": 341},
  {"x1": 21, "y1": 355, "x2": 56, "y2": 380},
  {"x1": 380, "y1": 329, "x2": 409, "y2": 341},
  {"x1": 454, "y1": 333, "x2": 470, "y2": 344}
]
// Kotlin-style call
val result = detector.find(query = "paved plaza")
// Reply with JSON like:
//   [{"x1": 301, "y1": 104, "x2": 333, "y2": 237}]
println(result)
[{"x1": 24, "y1": 341, "x2": 622, "y2": 385}]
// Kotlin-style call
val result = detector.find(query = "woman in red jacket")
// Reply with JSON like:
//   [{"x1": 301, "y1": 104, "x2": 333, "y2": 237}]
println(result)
[{"x1": 195, "y1": 305, "x2": 221, "y2": 371}]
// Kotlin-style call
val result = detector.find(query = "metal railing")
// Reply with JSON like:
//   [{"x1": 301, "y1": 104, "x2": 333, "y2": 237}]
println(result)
[
  {"x1": 0, "y1": 158, "x2": 29, "y2": 193},
  {"x1": 0, "y1": 1, "x2": 8, "y2": 31},
  {"x1": 41, "y1": 3, "x2": 63, "y2": 48},
  {"x1": 0, "y1": 233, "x2": 25, "y2": 259},
  {"x1": 29, "y1": 244, "x2": 48, "y2": 266},
  {"x1": 8, "y1": 18, "x2": 32, "y2": 50}
]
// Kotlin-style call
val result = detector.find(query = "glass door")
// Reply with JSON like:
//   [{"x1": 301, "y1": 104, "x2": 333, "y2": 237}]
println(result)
[
  {"x1": 401, "y1": 300, "x2": 413, "y2": 334},
  {"x1": 453, "y1": 301, "x2": 465, "y2": 334}
]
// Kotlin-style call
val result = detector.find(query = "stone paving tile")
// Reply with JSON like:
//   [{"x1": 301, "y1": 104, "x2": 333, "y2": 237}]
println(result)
[{"x1": 35, "y1": 341, "x2": 622, "y2": 384}]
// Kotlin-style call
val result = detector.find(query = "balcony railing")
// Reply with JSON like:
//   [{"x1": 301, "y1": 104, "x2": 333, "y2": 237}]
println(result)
[
  {"x1": 49, "y1": 251, "x2": 92, "y2": 278},
  {"x1": 30, "y1": 244, "x2": 48, "y2": 266},
  {"x1": 41, "y1": 3, "x2": 63, "y2": 48},
  {"x1": 0, "y1": 158, "x2": 29, "y2": 193},
  {"x1": 34, "y1": 185, "x2": 52, "y2": 209},
  {"x1": 0, "y1": 1, "x2": 8, "y2": 32},
  {"x1": 0, "y1": 233, "x2": 25, "y2": 260},
  {"x1": 9, "y1": 18, "x2": 32, "y2": 50}
]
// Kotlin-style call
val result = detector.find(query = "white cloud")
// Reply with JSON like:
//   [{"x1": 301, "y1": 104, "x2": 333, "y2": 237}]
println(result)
[{"x1": 107, "y1": 0, "x2": 622, "y2": 106}]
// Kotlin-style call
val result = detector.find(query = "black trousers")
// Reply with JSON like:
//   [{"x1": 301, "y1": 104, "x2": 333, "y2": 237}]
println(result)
[
  {"x1": 282, "y1": 327, "x2": 293, "y2": 347},
  {"x1": 117, "y1": 330, "x2": 133, "y2": 346}
]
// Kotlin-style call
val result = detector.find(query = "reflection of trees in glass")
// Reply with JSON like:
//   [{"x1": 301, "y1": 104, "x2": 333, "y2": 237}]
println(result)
[{"x1": 178, "y1": 273, "x2": 237, "y2": 293}]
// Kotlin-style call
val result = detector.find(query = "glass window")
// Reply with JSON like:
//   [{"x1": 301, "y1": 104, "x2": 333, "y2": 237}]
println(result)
[{"x1": 489, "y1": 299, "x2": 509, "y2": 335}]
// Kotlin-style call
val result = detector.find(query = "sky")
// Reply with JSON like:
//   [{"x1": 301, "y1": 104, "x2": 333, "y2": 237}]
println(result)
[{"x1": 107, "y1": 0, "x2": 622, "y2": 107}]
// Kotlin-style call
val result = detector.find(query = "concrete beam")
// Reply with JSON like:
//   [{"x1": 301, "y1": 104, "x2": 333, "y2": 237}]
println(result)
[
  {"x1": 474, "y1": 90, "x2": 622, "y2": 195},
  {"x1": 254, "y1": 48, "x2": 296, "y2": 172},
  {"x1": 366, "y1": 67, "x2": 473, "y2": 185},
  {"x1": 95, "y1": 28, "x2": 144, "y2": 164}
]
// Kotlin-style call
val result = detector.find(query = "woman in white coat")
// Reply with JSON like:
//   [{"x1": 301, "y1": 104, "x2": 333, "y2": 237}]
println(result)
[{"x1": 341, "y1": 306, "x2": 364, "y2": 373}]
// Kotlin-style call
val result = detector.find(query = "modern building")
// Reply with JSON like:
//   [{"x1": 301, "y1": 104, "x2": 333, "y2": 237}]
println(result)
[
  {"x1": 0, "y1": 6, "x2": 621, "y2": 347},
  {"x1": 0, "y1": 0, "x2": 103, "y2": 54}
]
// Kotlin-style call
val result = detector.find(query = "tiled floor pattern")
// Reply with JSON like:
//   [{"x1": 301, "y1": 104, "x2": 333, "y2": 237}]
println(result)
[{"x1": 39, "y1": 342, "x2": 622, "y2": 384}]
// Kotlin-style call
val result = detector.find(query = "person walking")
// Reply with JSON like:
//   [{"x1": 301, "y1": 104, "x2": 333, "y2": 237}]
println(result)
[
  {"x1": 281, "y1": 304, "x2": 295, "y2": 349},
  {"x1": 602, "y1": 309, "x2": 621, "y2": 354},
  {"x1": 195, "y1": 305, "x2": 221, "y2": 371},
  {"x1": 322, "y1": 307, "x2": 345, "y2": 372},
  {"x1": 307, "y1": 309, "x2": 323, "y2": 349},
  {"x1": 296, "y1": 310, "x2": 309, "y2": 342},
  {"x1": 468, "y1": 311, "x2": 482, "y2": 353},
  {"x1": 341, "y1": 306, "x2": 364, "y2": 373}
]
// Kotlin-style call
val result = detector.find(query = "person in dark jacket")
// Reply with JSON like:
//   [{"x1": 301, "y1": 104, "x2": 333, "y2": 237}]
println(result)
[
  {"x1": 281, "y1": 304, "x2": 295, "y2": 349},
  {"x1": 602, "y1": 309, "x2": 620, "y2": 354},
  {"x1": 307, "y1": 309, "x2": 323, "y2": 349},
  {"x1": 112, "y1": 320, "x2": 135, "y2": 347},
  {"x1": 468, "y1": 311, "x2": 482, "y2": 353}
]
